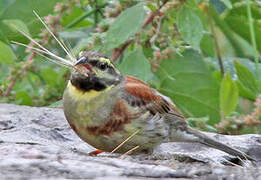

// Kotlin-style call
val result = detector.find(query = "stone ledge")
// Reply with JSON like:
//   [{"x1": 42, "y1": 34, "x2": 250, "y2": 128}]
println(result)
[{"x1": 0, "y1": 103, "x2": 260, "y2": 179}]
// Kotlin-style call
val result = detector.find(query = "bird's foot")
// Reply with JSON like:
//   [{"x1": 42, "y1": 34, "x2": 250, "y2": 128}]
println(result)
[{"x1": 88, "y1": 149, "x2": 104, "y2": 156}]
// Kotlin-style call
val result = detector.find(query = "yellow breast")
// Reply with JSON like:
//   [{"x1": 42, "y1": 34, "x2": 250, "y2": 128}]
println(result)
[
  {"x1": 67, "y1": 81, "x2": 102, "y2": 100},
  {"x1": 67, "y1": 81, "x2": 114, "y2": 101}
]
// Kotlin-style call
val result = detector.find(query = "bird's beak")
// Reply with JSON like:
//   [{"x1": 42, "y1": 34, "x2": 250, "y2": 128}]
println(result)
[
  {"x1": 74, "y1": 56, "x2": 86, "y2": 66},
  {"x1": 74, "y1": 56, "x2": 92, "y2": 77}
]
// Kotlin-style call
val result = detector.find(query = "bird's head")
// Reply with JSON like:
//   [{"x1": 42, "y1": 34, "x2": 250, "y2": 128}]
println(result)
[{"x1": 70, "y1": 51, "x2": 123, "y2": 92}]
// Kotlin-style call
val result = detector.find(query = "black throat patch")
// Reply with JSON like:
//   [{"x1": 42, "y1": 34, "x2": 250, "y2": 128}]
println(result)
[{"x1": 70, "y1": 76, "x2": 107, "y2": 92}]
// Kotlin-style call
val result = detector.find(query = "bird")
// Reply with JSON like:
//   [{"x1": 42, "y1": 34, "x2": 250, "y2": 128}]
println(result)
[{"x1": 63, "y1": 51, "x2": 253, "y2": 160}]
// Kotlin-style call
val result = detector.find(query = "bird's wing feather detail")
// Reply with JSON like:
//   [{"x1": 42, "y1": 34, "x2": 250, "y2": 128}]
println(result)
[{"x1": 124, "y1": 76, "x2": 185, "y2": 119}]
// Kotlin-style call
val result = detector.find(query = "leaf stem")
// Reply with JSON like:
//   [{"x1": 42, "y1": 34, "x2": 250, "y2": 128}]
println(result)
[
  {"x1": 246, "y1": 0, "x2": 259, "y2": 75},
  {"x1": 94, "y1": 0, "x2": 98, "y2": 27},
  {"x1": 208, "y1": 5, "x2": 245, "y2": 58},
  {"x1": 65, "y1": 3, "x2": 107, "y2": 29},
  {"x1": 207, "y1": 5, "x2": 224, "y2": 76}
]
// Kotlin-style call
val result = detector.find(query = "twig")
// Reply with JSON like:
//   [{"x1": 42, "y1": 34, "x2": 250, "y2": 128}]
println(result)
[
  {"x1": 141, "y1": 0, "x2": 168, "y2": 29},
  {"x1": 110, "y1": 130, "x2": 139, "y2": 154},
  {"x1": 150, "y1": 15, "x2": 163, "y2": 51},
  {"x1": 4, "y1": 12, "x2": 63, "y2": 96},
  {"x1": 112, "y1": 0, "x2": 169, "y2": 61},
  {"x1": 112, "y1": 40, "x2": 133, "y2": 62}
]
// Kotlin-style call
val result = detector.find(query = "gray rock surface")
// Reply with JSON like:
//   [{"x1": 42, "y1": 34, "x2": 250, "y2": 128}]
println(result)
[{"x1": 0, "y1": 103, "x2": 261, "y2": 179}]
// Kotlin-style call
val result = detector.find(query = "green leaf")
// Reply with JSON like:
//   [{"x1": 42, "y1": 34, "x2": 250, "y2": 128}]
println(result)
[
  {"x1": 210, "y1": 0, "x2": 226, "y2": 13},
  {"x1": 15, "y1": 90, "x2": 33, "y2": 106},
  {"x1": 223, "y1": 2, "x2": 261, "y2": 52},
  {"x1": 61, "y1": 6, "x2": 92, "y2": 28},
  {"x1": 206, "y1": 57, "x2": 260, "y2": 79},
  {"x1": 3, "y1": 19, "x2": 29, "y2": 34},
  {"x1": 104, "y1": 2, "x2": 146, "y2": 50},
  {"x1": 0, "y1": 0, "x2": 15, "y2": 16},
  {"x1": 1, "y1": 19, "x2": 30, "y2": 43},
  {"x1": 206, "y1": 57, "x2": 260, "y2": 100},
  {"x1": 0, "y1": 0, "x2": 61, "y2": 41},
  {"x1": 177, "y1": 7, "x2": 204, "y2": 49},
  {"x1": 40, "y1": 68, "x2": 59, "y2": 87},
  {"x1": 200, "y1": 34, "x2": 215, "y2": 57},
  {"x1": 119, "y1": 48, "x2": 151, "y2": 82},
  {"x1": 0, "y1": 40, "x2": 15, "y2": 63},
  {"x1": 156, "y1": 49, "x2": 220, "y2": 124},
  {"x1": 220, "y1": 72, "x2": 238, "y2": 117},
  {"x1": 146, "y1": 2, "x2": 157, "y2": 11},
  {"x1": 221, "y1": 0, "x2": 232, "y2": 9},
  {"x1": 236, "y1": 81, "x2": 256, "y2": 100},
  {"x1": 208, "y1": 5, "x2": 252, "y2": 58},
  {"x1": 234, "y1": 61, "x2": 258, "y2": 98}
]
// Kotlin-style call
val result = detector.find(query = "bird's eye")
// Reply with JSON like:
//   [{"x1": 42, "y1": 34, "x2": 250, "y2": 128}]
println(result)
[{"x1": 98, "y1": 62, "x2": 107, "y2": 70}]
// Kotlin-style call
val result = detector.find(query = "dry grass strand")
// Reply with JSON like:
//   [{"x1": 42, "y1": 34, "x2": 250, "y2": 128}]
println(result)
[{"x1": 110, "y1": 130, "x2": 140, "y2": 154}]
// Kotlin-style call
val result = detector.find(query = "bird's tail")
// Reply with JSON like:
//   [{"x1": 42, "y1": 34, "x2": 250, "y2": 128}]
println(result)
[{"x1": 179, "y1": 127, "x2": 254, "y2": 161}]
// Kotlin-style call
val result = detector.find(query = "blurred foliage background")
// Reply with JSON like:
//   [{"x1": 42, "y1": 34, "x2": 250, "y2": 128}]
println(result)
[{"x1": 0, "y1": 0, "x2": 260, "y2": 134}]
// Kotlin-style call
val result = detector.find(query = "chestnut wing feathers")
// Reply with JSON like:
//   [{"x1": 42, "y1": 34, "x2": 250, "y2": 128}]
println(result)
[
  {"x1": 124, "y1": 76, "x2": 185, "y2": 119},
  {"x1": 86, "y1": 76, "x2": 185, "y2": 136}
]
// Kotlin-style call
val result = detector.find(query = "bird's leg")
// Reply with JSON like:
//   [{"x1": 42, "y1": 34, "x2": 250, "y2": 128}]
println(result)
[{"x1": 89, "y1": 149, "x2": 104, "y2": 156}]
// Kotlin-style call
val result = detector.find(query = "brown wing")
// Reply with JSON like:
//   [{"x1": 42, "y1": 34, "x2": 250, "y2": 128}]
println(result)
[
  {"x1": 124, "y1": 76, "x2": 184, "y2": 119},
  {"x1": 87, "y1": 75, "x2": 185, "y2": 136}
]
